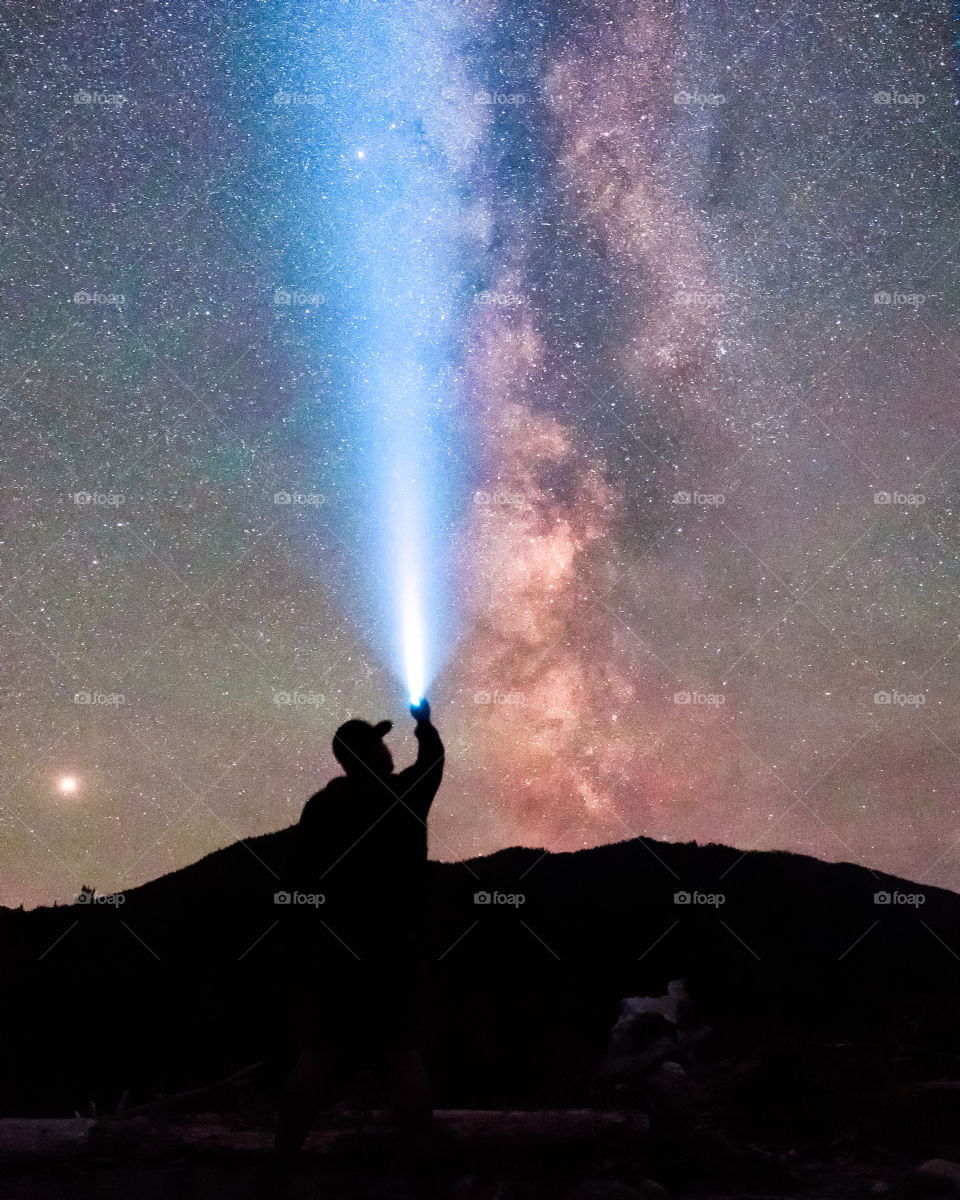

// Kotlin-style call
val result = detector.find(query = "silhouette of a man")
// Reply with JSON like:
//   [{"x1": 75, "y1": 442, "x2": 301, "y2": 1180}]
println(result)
[{"x1": 273, "y1": 698, "x2": 444, "y2": 1184}]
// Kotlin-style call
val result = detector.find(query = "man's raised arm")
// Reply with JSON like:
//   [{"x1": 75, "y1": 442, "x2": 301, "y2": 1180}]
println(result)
[{"x1": 396, "y1": 697, "x2": 444, "y2": 818}]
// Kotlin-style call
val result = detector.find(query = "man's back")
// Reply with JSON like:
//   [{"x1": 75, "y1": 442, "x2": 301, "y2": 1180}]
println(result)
[{"x1": 285, "y1": 717, "x2": 444, "y2": 956}]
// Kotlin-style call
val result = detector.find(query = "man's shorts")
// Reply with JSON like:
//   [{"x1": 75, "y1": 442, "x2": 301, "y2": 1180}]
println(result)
[{"x1": 293, "y1": 953, "x2": 430, "y2": 1056}]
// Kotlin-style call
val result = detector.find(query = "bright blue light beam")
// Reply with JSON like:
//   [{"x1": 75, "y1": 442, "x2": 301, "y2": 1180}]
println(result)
[{"x1": 311, "y1": 4, "x2": 465, "y2": 704}]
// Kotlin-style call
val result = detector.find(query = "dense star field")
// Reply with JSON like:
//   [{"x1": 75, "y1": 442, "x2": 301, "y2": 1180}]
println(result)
[{"x1": 1, "y1": 0, "x2": 958, "y2": 908}]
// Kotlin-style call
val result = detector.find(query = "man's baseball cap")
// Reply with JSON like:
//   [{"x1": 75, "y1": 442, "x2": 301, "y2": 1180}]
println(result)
[{"x1": 332, "y1": 718, "x2": 393, "y2": 767}]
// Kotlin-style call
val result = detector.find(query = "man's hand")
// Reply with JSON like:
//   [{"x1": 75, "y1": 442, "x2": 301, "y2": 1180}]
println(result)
[{"x1": 410, "y1": 697, "x2": 431, "y2": 724}]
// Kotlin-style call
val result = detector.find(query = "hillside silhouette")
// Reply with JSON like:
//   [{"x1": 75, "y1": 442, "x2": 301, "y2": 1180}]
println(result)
[{"x1": 3, "y1": 829, "x2": 960, "y2": 1133}]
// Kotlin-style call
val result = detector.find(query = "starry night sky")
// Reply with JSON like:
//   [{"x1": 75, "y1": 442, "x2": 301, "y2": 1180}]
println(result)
[{"x1": 2, "y1": 0, "x2": 959, "y2": 909}]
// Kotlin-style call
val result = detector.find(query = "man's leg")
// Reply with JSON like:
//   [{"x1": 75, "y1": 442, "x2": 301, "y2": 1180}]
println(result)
[
  {"x1": 386, "y1": 1046, "x2": 443, "y2": 1196},
  {"x1": 275, "y1": 1046, "x2": 336, "y2": 1164},
  {"x1": 386, "y1": 1046, "x2": 433, "y2": 1152}
]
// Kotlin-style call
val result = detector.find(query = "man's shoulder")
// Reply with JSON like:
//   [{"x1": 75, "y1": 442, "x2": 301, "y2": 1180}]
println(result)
[{"x1": 300, "y1": 775, "x2": 351, "y2": 820}]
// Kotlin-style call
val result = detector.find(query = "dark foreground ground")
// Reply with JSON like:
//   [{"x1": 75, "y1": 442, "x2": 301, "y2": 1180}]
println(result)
[
  {"x1": 5, "y1": 1038, "x2": 960, "y2": 1200},
  {"x1": 4, "y1": 1135, "x2": 959, "y2": 1200},
  {"x1": 0, "y1": 1155, "x2": 925, "y2": 1200}
]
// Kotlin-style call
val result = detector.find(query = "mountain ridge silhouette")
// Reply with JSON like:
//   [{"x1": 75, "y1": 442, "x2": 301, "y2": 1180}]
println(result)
[{"x1": 3, "y1": 829, "x2": 959, "y2": 1117}]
